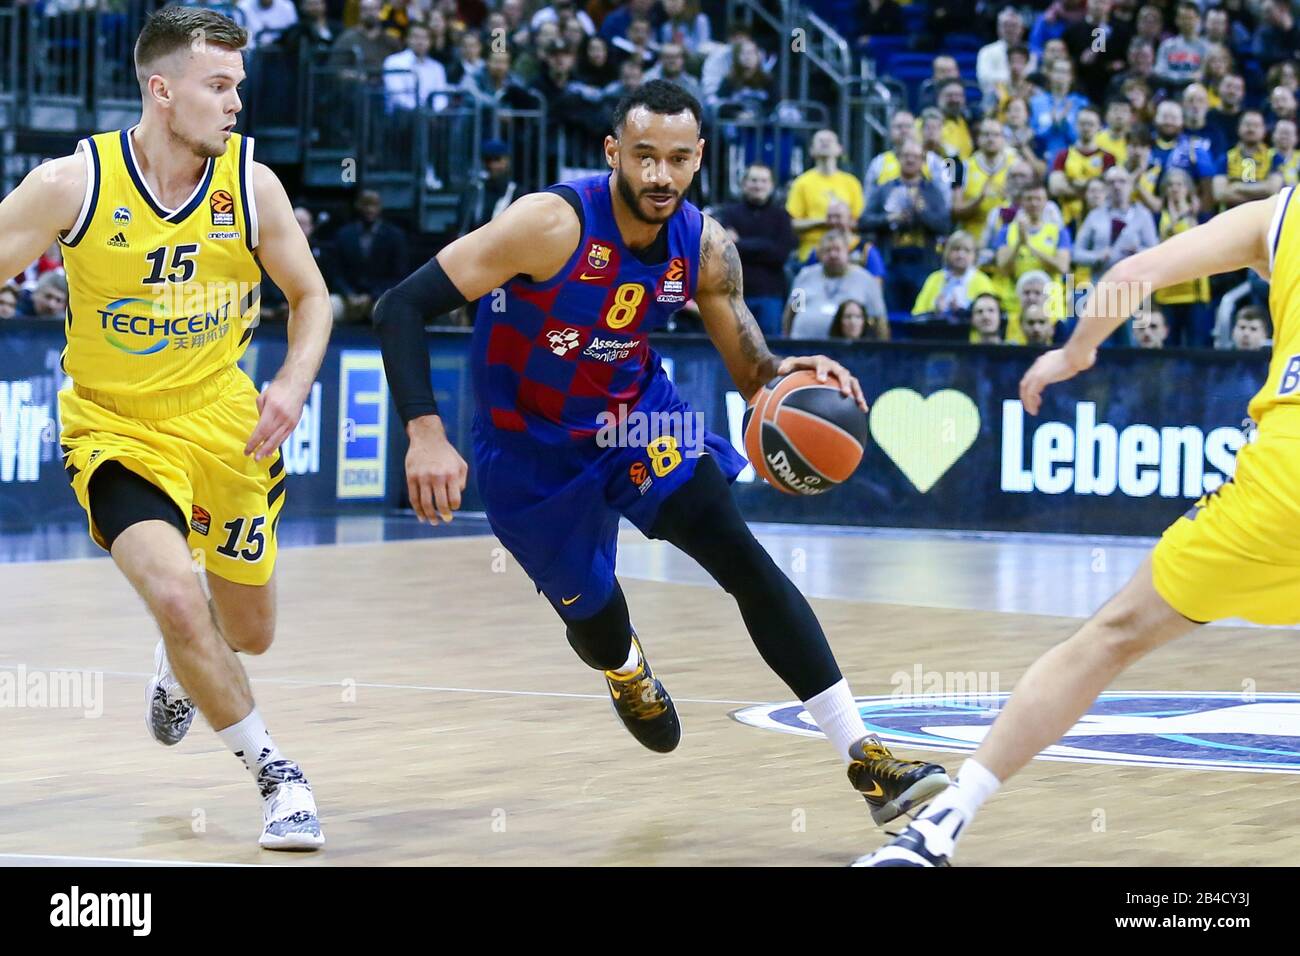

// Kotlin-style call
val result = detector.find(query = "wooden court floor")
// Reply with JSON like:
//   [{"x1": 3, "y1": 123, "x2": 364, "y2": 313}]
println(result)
[{"x1": 2, "y1": 533, "x2": 1298, "y2": 866}]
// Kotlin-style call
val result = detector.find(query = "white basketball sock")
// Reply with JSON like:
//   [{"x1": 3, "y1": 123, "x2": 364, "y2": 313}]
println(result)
[
  {"x1": 607, "y1": 639, "x2": 640, "y2": 677},
  {"x1": 217, "y1": 708, "x2": 284, "y2": 774},
  {"x1": 919, "y1": 758, "x2": 1001, "y2": 825},
  {"x1": 802, "y1": 678, "x2": 868, "y2": 765}
]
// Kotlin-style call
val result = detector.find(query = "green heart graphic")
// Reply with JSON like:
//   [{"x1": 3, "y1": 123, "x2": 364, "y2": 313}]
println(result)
[{"x1": 868, "y1": 389, "x2": 980, "y2": 493}]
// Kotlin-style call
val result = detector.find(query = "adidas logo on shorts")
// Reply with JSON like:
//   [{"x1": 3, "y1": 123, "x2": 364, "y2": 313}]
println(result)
[{"x1": 107, "y1": 232, "x2": 129, "y2": 248}]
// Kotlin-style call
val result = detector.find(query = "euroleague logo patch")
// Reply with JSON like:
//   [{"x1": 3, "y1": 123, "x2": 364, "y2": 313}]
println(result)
[
  {"x1": 628, "y1": 460, "x2": 652, "y2": 494},
  {"x1": 190, "y1": 504, "x2": 211, "y2": 536},
  {"x1": 655, "y1": 257, "x2": 687, "y2": 304},
  {"x1": 731, "y1": 692, "x2": 1300, "y2": 774},
  {"x1": 209, "y1": 189, "x2": 235, "y2": 227}
]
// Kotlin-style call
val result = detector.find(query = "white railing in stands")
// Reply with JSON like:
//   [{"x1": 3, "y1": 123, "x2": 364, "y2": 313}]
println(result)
[{"x1": 722, "y1": 0, "x2": 854, "y2": 154}]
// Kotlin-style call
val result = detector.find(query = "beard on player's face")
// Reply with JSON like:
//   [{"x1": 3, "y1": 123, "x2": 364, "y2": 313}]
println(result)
[
  {"x1": 615, "y1": 163, "x2": 687, "y2": 224},
  {"x1": 169, "y1": 115, "x2": 227, "y2": 159}
]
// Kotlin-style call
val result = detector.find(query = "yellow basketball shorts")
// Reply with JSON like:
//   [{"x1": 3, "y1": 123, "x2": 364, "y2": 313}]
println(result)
[
  {"x1": 1152, "y1": 430, "x2": 1300, "y2": 626},
  {"x1": 59, "y1": 365, "x2": 284, "y2": 586}
]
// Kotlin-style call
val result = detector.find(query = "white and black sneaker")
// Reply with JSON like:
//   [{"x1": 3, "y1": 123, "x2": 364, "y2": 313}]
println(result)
[
  {"x1": 850, "y1": 807, "x2": 965, "y2": 867},
  {"x1": 145, "y1": 640, "x2": 196, "y2": 746},
  {"x1": 257, "y1": 759, "x2": 325, "y2": 851}
]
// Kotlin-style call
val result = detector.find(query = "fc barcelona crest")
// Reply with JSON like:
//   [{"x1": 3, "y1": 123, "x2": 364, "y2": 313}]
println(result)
[{"x1": 587, "y1": 242, "x2": 612, "y2": 270}]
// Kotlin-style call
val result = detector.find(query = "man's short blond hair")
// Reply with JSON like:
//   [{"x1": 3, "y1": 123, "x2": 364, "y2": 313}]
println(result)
[{"x1": 134, "y1": 4, "x2": 247, "y2": 89}]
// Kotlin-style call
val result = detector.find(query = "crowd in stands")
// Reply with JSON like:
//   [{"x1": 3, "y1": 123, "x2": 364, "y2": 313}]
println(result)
[
  {"x1": 735, "y1": 0, "x2": 1293, "y2": 350},
  {"x1": 4, "y1": 0, "x2": 1295, "y2": 354}
]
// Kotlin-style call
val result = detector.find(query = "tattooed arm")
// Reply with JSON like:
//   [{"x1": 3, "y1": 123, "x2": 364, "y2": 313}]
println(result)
[
  {"x1": 695, "y1": 215, "x2": 867, "y2": 409},
  {"x1": 694, "y1": 214, "x2": 780, "y2": 399}
]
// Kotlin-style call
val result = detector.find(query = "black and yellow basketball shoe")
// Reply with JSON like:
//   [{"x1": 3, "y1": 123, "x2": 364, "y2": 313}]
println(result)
[
  {"x1": 604, "y1": 632, "x2": 681, "y2": 753},
  {"x1": 847, "y1": 735, "x2": 951, "y2": 826}
]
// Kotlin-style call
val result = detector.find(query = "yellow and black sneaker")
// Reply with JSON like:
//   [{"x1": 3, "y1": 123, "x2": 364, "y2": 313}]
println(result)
[
  {"x1": 604, "y1": 633, "x2": 681, "y2": 753},
  {"x1": 847, "y1": 735, "x2": 951, "y2": 826}
]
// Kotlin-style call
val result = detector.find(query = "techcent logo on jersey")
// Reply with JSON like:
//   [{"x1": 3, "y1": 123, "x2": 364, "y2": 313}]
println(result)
[
  {"x1": 99, "y1": 297, "x2": 233, "y2": 355},
  {"x1": 98, "y1": 282, "x2": 258, "y2": 356}
]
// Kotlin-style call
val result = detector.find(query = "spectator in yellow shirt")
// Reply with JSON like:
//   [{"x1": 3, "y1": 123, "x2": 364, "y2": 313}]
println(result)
[
  {"x1": 934, "y1": 80, "x2": 975, "y2": 160},
  {"x1": 785, "y1": 128, "x2": 865, "y2": 262},
  {"x1": 1271, "y1": 118, "x2": 1299, "y2": 185},
  {"x1": 952, "y1": 118, "x2": 1020, "y2": 234},
  {"x1": 1094, "y1": 97, "x2": 1132, "y2": 167},
  {"x1": 912, "y1": 230, "x2": 996, "y2": 322}
]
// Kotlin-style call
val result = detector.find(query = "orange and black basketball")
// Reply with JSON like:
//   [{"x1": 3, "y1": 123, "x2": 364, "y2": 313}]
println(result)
[{"x1": 742, "y1": 369, "x2": 868, "y2": 496}]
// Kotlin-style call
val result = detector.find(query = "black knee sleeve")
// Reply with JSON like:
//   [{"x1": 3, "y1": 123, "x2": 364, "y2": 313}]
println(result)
[
  {"x1": 560, "y1": 580, "x2": 634, "y2": 671},
  {"x1": 650, "y1": 455, "x2": 843, "y2": 701},
  {"x1": 649, "y1": 455, "x2": 783, "y2": 595},
  {"x1": 88, "y1": 461, "x2": 188, "y2": 549}
]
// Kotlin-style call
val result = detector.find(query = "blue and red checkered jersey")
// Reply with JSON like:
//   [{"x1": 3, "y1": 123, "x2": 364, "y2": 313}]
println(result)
[{"x1": 470, "y1": 172, "x2": 703, "y2": 442}]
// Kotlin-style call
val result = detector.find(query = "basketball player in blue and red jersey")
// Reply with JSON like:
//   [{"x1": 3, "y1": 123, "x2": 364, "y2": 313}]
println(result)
[{"x1": 375, "y1": 81, "x2": 950, "y2": 826}]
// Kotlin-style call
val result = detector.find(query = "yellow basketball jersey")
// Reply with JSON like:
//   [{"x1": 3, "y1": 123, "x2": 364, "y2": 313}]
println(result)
[
  {"x1": 1154, "y1": 210, "x2": 1210, "y2": 305},
  {"x1": 1095, "y1": 128, "x2": 1128, "y2": 167},
  {"x1": 1276, "y1": 152, "x2": 1300, "y2": 187},
  {"x1": 874, "y1": 150, "x2": 935, "y2": 187},
  {"x1": 1057, "y1": 145, "x2": 1113, "y2": 226},
  {"x1": 1005, "y1": 219, "x2": 1066, "y2": 282},
  {"x1": 957, "y1": 148, "x2": 1018, "y2": 231},
  {"x1": 1249, "y1": 186, "x2": 1300, "y2": 426},
  {"x1": 59, "y1": 127, "x2": 262, "y2": 395}
]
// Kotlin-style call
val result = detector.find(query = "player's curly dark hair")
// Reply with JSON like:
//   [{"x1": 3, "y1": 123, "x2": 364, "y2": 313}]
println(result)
[{"x1": 612, "y1": 80, "x2": 702, "y2": 136}]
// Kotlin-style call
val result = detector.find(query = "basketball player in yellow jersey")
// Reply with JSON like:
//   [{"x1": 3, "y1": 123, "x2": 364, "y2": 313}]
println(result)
[
  {"x1": 0, "y1": 6, "x2": 332, "y2": 849},
  {"x1": 858, "y1": 184, "x2": 1297, "y2": 866}
]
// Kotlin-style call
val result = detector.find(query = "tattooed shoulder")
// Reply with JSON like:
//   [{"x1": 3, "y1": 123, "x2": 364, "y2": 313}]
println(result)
[
  {"x1": 699, "y1": 214, "x2": 720, "y2": 270},
  {"x1": 700, "y1": 215, "x2": 743, "y2": 296},
  {"x1": 720, "y1": 231, "x2": 744, "y2": 298}
]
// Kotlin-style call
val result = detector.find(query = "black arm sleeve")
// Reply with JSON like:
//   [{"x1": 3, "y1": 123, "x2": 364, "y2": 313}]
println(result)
[{"x1": 373, "y1": 255, "x2": 468, "y2": 425}]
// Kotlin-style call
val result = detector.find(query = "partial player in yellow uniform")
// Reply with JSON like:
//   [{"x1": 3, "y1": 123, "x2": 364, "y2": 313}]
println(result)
[
  {"x1": 0, "y1": 6, "x2": 332, "y2": 848},
  {"x1": 857, "y1": 183, "x2": 1296, "y2": 866}
]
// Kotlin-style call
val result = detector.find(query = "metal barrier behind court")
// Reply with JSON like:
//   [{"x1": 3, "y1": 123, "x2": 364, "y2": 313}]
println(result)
[
  {"x1": 848, "y1": 62, "x2": 907, "y2": 190},
  {"x1": 0, "y1": 9, "x2": 18, "y2": 131},
  {"x1": 93, "y1": 4, "x2": 154, "y2": 132},
  {"x1": 554, "y1": 122, "x2": 608, "y2": 183},
  {"x1": 25, "y1": 5, "x2": 91, "y2": 132},
  {"x1": 419, "y1": 93, "x2": 481, "y2": 232},
  {"x1": 794, "y1": 9, "x2": 852, "y2": 141},
  {"x1": 363, "y1": 69, "x2": 421, "y2": 212},
  {"x1": 707, "y1": 99, "x2": 830, "y2": 203},
  {"x1": 303, "y1": 56, "x2": 369, "y2": 189},
  {"x1": 243, "y1": 31, "x2": 308, "y2": 164},
  {"x1": 724, "y1": 0, "x2": 855, "y2": 150},
  {"x1": 486, "y1": 97, "x2": 546, "y2": 196}
]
